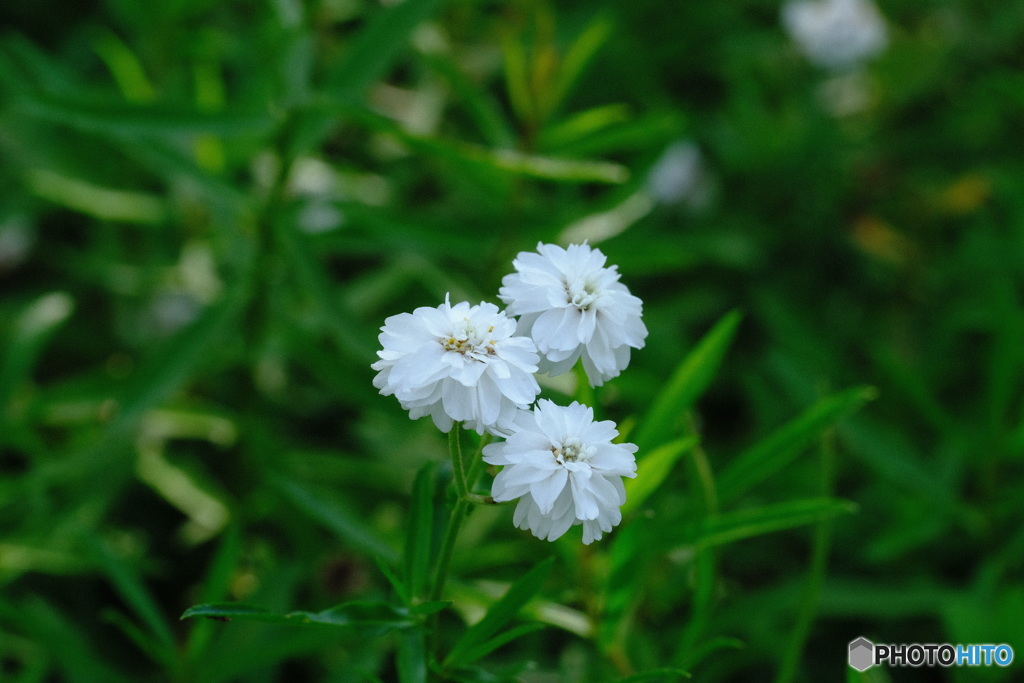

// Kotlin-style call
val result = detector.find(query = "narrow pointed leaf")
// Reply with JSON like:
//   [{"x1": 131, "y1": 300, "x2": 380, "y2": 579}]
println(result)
[
  {"x1": 680, "y1": 498, "x2": 857, "y2": 550},
  {"x1": 90, "y1": 538, "x2": 175, "y2": 650},
  {"x1": 274, "y1": 478, "x2": 399, "y2": 565},
  {"x1": 397, "y1": 628, "x2": 428, "y2": 683},
  {"x1": 0, "y1": 292, "x2": 74, "y2": 405},
  {"x1": 443, "y1": 557, "x2": 554, "y2": 669},
  {"x1": 549, "y1": 14, "x2": 613, "y2": 114},
  {"x1": 615, "y1": 668, "x2": 692, "y2": 682},
  {"x1": 717, "y1": 387, "x2": 876, "y2": 504},
  {"x1": 406, "y1": 461, "x2": 437, "y2": 601},
  {"x1": 454, "y1": 622, "x2": 546, "y2": 667},
  {"x1": 376, "y1": 556, "x2": 411, "y2": 607},
  {"x1": 17, "y1": 95, "x2": 275, "y2": 136},
  {"x1": 622, "y1": 436, "x2": 699, "y2": 516},
  {"x1": 182, "y1": 600, "x2": 415, "y2": 634},
  {"x1": 327, "y1": 0, "x2": 444, "y2": 101},
  {"x1": 634, "y1": 310, "x2": 742, "y2": 453},
  {"x1": 185, "y1": 525, "x2": 242, "y2": 659},
  {"x1": 410, "y1": 601, "x2": 450, "y2": 617}
]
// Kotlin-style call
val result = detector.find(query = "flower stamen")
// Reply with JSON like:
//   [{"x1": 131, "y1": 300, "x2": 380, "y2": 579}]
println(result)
[
  {"x1": 441, "y1": 320, "x2": 497, "y2": 359},
  {"x1": 552, "y1": 437, "x2": 593, "y2": 465},
  {"x1": 565, "y1": 279, "x2": 600, "y2": 310}
]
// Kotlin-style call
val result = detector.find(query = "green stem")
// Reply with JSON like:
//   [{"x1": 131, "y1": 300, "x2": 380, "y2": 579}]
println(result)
[
  {"x1": 466, "y1": 493, "x2": 504, "y2": 505},
  {"x1": 449, "y1": 425, "x2": 468, "y2": 499},
  {"x1": 677, "y1": 415, "x2": 719, "y2": 664},
  {"x1": 464, "y1": 432, "x2": 493, "y2": 495},
  {"x1": 430, "y1": 425, "x2": 470, "y2": 606},
  {"x1": 429, "y1": 498, "x2": 470, "y2": 603},
  {"x1": 774, "y1": 429, "x2": 836, "y2": 683},
  {"x1": 427, "y1": 426, "x2": 503, "y2": 665}
]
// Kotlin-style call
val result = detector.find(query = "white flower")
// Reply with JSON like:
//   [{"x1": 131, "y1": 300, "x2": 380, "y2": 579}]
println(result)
[
  {"x1": 782, "y1": 0, "x2": 887, "y2": 70},
  {"x1": 483, "y1": 400, "x2": 637, "y2": 544},
  {"x1": 371, "y1": 296, "x2": 541, "y2": 435},
  {"x1": 499, "y1": 243, "x2": 648, "y2": 387},
  {"x1": 646, "y1": 140, "x2": 712, "y2": 209}
]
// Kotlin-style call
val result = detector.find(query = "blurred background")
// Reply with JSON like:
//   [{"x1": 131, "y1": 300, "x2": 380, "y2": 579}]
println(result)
[{"x1": 2, "y1": 0, "x2": 1023, "y2": 680}]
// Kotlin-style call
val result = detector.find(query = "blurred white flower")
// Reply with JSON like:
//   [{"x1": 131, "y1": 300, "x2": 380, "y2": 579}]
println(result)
[
  {"x1": 819, "y1": 70, "x2": 873, "y2": 116},
  {"x1": 483, "y1": 400, "x2": 637, "y2": 544},
  {"x1": 0, "y1": 216, "x2": 34, "y2": 272},
  {"x1": 646, "y1": 141, "x2": 713, "y2": 209},
  {"x1": 499, "y1": 242, "x2": 647, "y2": 387},
  {"x1": 371, "y1": 296, "x2": 541, "y2": 435},
  {"x1": 782, "y1": 0, "x2": 888, "y2": 70}
]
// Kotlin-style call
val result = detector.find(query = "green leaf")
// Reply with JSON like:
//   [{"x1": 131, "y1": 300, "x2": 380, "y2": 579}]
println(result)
[
  {"x1": 443, "y1": 557, "x2": 554, "y2": 669},
  {"x1": 481, "y1": 148, "x2": 628, "y2": 184},
  {"x1": 182, "y1": 602, "x2": 283, "y2": 622},
  {"x1": 376, "y1": 556, "x2": 411, "y2": 607},
  {"x1": 409, "y1": 601, "x2": 449, "y2": 617},
  {"x1": 90, "y1": 538, "x2": 176, "y2": 651},
  {"x1": 100, "y1": 609, "x2": 175, "y2": 669},
  {"x1": 327, "y1": 0, "x2": 444, "y2": 102},
  {"x1": 674, "y1": 636, "x2": 745, "y2": 670},
  {"x1": 92, "y1": 29, "x2": 155, "y2": 103},
  {"x1": 27, "y1": 168, "x2": 167, "y2": 223},
  {"x1": 548, "y1": 13, "x2": 613, "y2": 116},
  {"x1": 308, "y1": 601, "x2": 412, "y2": 629},
  {"x1": 326, "y1": 104, "x2": 628, "y2": 184},
  {"x1": 181, "y1": 600, "x2": 415, "y2": 635},
  {"x1": 277, "y1": 222, "x2": 376, "y2": 362},
  {"x1": 633, "y1": 310, "x2": 742, "y2": 453},
  {"x1": 16, "y1": 94, "x2": 276, "y2": 136},
  {"x1": 105, "y1": 283, "x2": 249, "y2": 438},
  {"x1": 717, "y1": 387, "x2": 876, "y2": 504},
  {"x1": 184, "y1": 525, "x2": 242, "y2": 661},
  {"x1": 601, "y1": 517, "x2": 650, "y2": 649},
  {"x1": 0, "y1": 292, "x2": 74, "y2": 406},
  {"x1": 615, "y1": 668, "x2": 692, "y2": 682},
  {"x1": 501, "y1": 34, "x2": 533, "y2": 126},
  {"x1": 68, "y1": 285, "x2": 247, "y2": 453},
  {"x1": 681, "y1": 498, "x2": 857, "y2": 550},
  {"x1": 397, "y1": 628, "x2": 428, "y2": 683},
  {"x1": 424, "y1": 54, "x2": 515, "y2": 149},
  {"x1": 549, "y1": 110, "x2": 682, "y2": 158},
  {"x1": 538, "y1": 103, "x2": 633, "y2": 152},
  {"x1": 0, "y1": 597, "x2": 129, "y2": 683},
  {"x1": 621, "y1": 436, "x2": 699, "y2": 516},
  {"x1": 838, "y1": 417, "x2": 975, "y2": 531},
  {"x1": 406, "y1": 462, "x2": 437, "y2": 601},
  {"x1": 450, "y1": 622, "x2": 545, "y2": 669},
  {"x1": 273, "y1": 478, "x2": 400, "y2": 566},
  {"x1": 290, "y1": 0, "x2": 444, "y2": 156}
]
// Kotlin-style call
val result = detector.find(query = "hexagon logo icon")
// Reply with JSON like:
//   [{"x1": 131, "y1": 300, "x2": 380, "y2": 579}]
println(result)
[{"x1": 848, "y1": 637, "x2": 874, "y2": 672}]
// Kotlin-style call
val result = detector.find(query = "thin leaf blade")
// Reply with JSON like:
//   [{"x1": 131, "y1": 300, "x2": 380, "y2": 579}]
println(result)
[
  {"x1": 634, "y1": 310, "x2": 742, "y2": 453},
  {"x1": 443, "y1": 557, "x2": 554, "y2": 669},
  {"x1": 405, "y1": 462, "x2": 437, "y2": 601},
  {"x1": 621, "y1": 436, "x2": 699, "y2": 516},
  {"x1": 683, "y1": 498, "x2": 857, "y2": 550},
  {"x1": 717, "y1": 387, "x2": 876, "y2": 504}
]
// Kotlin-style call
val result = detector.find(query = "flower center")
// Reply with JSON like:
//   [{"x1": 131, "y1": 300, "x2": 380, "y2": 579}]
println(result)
[
  {"x1": 552, "y1": 437, "x2": 594, "y2": 464},
  {"x1": 441, "y1": 319, "x2": 496, "y2": 358},
  {"x1": 565, "y1": 278, "x2": 600, "y2": 310}
]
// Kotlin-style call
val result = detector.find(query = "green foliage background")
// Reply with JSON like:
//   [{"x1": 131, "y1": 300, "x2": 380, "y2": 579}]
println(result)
[{"x1": 2, "y1": 0, "x2": 1023, "y2": 680}]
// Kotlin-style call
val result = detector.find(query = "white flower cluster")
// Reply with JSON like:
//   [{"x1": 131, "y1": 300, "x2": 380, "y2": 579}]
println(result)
[{"x1": 371, "y1": 242, "x2": 645, "y2": 543}]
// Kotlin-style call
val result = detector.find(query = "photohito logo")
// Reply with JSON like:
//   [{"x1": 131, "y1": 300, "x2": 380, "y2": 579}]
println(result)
[{"x1": 849, "y1": 637, "x2": 1014, "y2": 671}]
